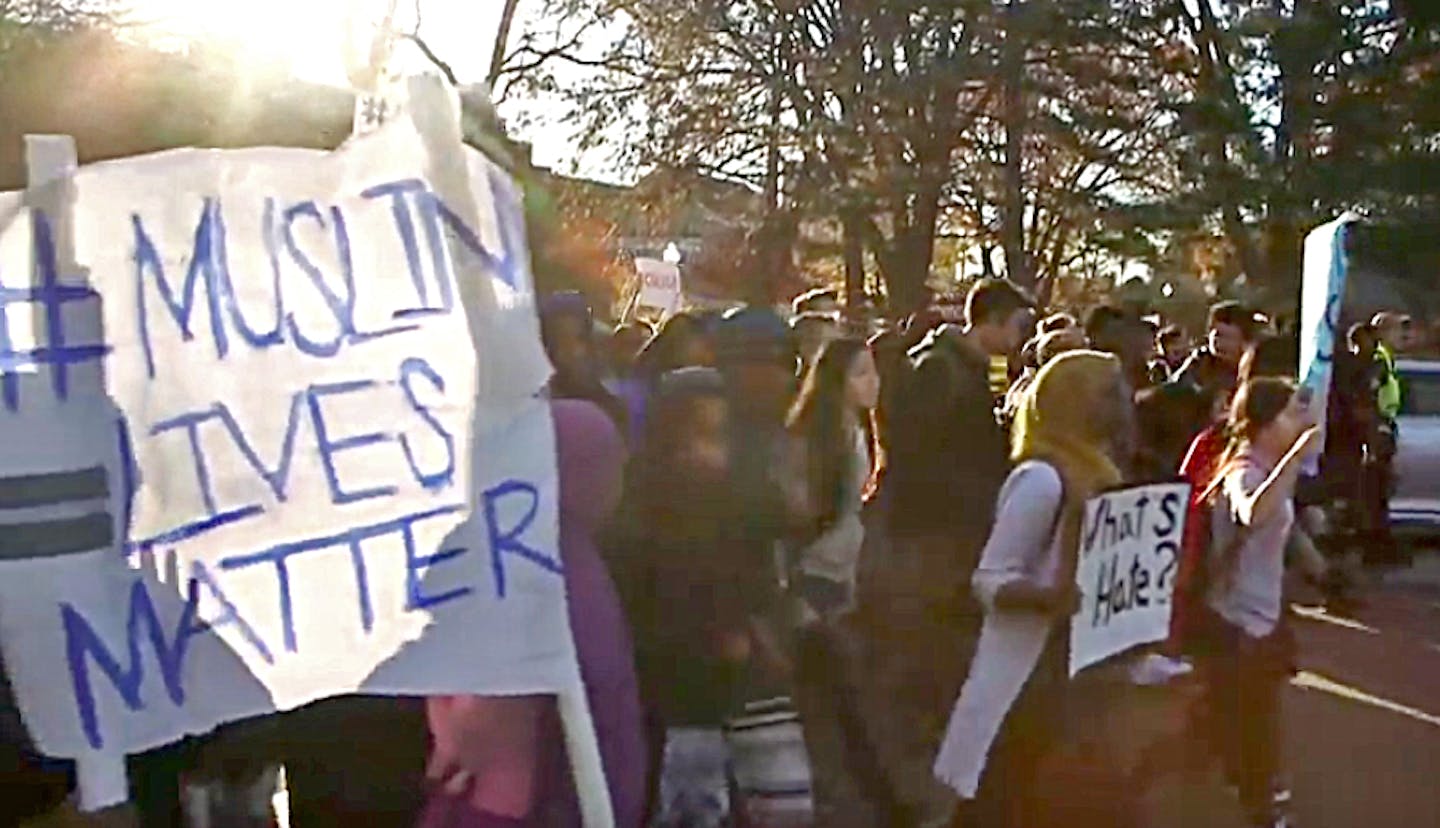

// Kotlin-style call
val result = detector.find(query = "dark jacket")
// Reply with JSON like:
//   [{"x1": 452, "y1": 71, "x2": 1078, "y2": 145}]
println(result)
[
  {"x1": 1172, "y1": 347, "x2": 1237, "y2": 398},
  {"x1": 886, "y1": 326, "x2": 1011, "y2": 547},
  {"x1": 1, "y1": 653, "x2": 72, "y2": 825}
]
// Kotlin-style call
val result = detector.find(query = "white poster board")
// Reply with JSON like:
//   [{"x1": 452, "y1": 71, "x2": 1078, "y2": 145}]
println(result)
[
  {"x1": 634, "y1": 257, "x2": 683, "y2": 314},
  {"x1": 1297, "y1": 213, "x2": 1358, "y2": 474},
  {"x1": 1070, "y1": 482, "x2": 1189, "y2": 676},
  {"x1": 0, "y1": 80, "x2": 596, "y2": 816}
]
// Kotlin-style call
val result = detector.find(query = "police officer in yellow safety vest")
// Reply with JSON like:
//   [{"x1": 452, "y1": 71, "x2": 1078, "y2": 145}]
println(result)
[
  {"x1": 1368, "y1": 312, "x2": 1409, "y2": 563},
  {"x1": 1371, "y1": 312, "x2": 1407, "y2": 422}
]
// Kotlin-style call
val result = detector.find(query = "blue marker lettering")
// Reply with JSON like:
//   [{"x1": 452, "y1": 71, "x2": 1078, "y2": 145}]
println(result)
[
  {"x1": 29, "y1": 212, "x2": 108, "y2": 401},
  {"x1": 62, "y1": 580, "x2": 190, "y2": 750},
  {"x1": 398, "y1": 357, "x2": 455, "y2": 491},
  {"x1": 431, "y1": 197, "x2": 521, "y2": 291},
  {"x1": 184, "y1": 560, "x2": 274, "y2": 665},
  {"x1": 415, "y1": 195, "x2": 456, "y2": 312},
  {"x1": 217, "y1": 395, "x2": 307, "y2": 503},
  {"x1": 115, "y1": 416, "x2": 138, "y2": 544},
  {"x1": 403, "y1": 522, "x2": 471, "y2": 611},
  {"x1": 282, "y1": 202, "x2": 350, "y2": 357},
  {"x1": 362, "y1": 180, "x2": 432, "y2": 312},
  {"x1": 346, "y1": 538, "x2": 376, "y2": 633},
  {"x1": 333, "y1": 204, "x2": 418, "y2": 344},
  {"x1": 220, "y1": 197, "x2": 285, "y2": 349},
  {"x1": 150, "y1": 409, "x2": 221, "y2": 517},
  {"x1": 306, "y1": 380, "x2": 397, "y2": 505},
  {"x1": 133, "y1": 201, "x2": 230, "y2": 377},
  {"x1": 221, "y1": 503, "x2": 465, "y2": 653},
  {"x1": 482, "y1": 480, "x2": 562, "y2": 599},
  {"x1": 129, "y1": 505, "x2": 265, "y2": 556}
]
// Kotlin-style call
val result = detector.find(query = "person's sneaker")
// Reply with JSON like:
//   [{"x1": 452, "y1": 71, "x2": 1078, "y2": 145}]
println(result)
[
  {"x1": 1129, "y1": 652, "x2": 1194, "y2": 685},
  {"x1": 1254, "y1": 788, "x2": 1294, "y2": 828}
]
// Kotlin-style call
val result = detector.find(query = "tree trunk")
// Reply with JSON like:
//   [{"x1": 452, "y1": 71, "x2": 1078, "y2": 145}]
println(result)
[
  {"x1": 487, "y1": 0, "x2": 524, "y2": 87},
  {"x1": 1184, "y1": 0, "x2": 1266, "y2": 294},
  {"x1": 1262, "y1": 218, "x2": 1303, "y2": 311},
  {"x1": 764, "y1": 92, "x2": 782, "y2": 212},
  {"x1": 1265, "y1": 2, "x2": 1316, "y2": 309},
  {"x1": 842, "y1": 210, "x2": 866, "y2": 318},
  {"x1": 1221, "y1": 203, "x2": 1264, "y2": 291},
  {"x1": 981, "y1": 244, "x2": 998, "y2": 279},
  {"x1": 749, "y1": 212, "x2": 796, "y2": 306},
  {"x1": 877, "y1": 240, "x2": 928, "y2": 316},
  {"x1": 872, "y1": 231, "x2": 929, "y2": 315},
  {"x1": 1000, "y1": 1, "x2": 1031, "y2": 288},
  {"x1": 764, "y1": 14, "x2": 790, "y2": 214}
]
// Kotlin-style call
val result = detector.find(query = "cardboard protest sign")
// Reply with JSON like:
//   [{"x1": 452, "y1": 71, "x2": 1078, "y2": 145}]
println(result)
[
  {"x1": 1070, "y1": 482, "x2": 1189, "y2": 676},
  {"x1": 634, "y1": 257, "x2": 683, "y2": 315},
  {"x1": 0, "y1": 80, "x2": 589, "y2": 812},
  {"x1": 1297, "y1": 213, "x2": 1358, "y2": 474}
]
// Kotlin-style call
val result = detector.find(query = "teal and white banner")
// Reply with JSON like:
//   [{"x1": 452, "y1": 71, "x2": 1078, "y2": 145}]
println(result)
[{"x1": 1297, "y1": 213, "x2": 1359, "y2": 472}]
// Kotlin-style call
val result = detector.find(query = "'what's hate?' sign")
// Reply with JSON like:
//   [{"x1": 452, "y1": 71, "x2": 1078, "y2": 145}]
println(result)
[
  {"x1": 1070, "y1": 482, "x2": 1189, "y2": 676},
  {"x1": 0, "y1": 95, "x2": 578, "y2": 775}
]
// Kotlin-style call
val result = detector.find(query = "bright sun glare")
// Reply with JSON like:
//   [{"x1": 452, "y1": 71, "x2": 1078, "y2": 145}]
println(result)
[
  {"x1": 130, "y1": 0, "x2": 487, "y2": 88},
  {"x1": 126, "y1": 1, "x2": 589, "y2": 176}
]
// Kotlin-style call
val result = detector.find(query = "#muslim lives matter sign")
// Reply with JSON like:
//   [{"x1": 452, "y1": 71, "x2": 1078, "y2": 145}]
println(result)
[
  {"x1": 1070, "y1": 482, "x2": 1190, "y2": 676},
  {"x1": 0, "y1": 80, "x2": 602, "y2": 817}
]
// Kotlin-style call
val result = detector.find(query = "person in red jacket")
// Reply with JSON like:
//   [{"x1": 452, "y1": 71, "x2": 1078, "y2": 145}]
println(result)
[{"x1": 1168, "y1": 403, "x2": 1228, "y2": 655}]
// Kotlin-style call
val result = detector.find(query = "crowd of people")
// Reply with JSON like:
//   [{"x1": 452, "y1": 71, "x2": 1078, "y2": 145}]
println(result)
[
  {"x1": 2, "y1": 279, "x2": 1418, "y2": 828},
  {"x1": 526, "y1": 280, "x2": 1407, "y2": 828}
]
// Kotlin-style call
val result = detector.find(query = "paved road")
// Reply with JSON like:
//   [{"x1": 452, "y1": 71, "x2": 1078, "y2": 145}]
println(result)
[
  {"x1": 833, "y1": 542, "x2": 1440, "y2": 828},
  {"x1": 1147, "y1": 556, "x2": 1440, "y2": 827}
]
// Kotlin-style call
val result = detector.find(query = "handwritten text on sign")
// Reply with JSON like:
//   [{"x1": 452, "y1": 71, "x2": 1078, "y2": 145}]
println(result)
[
  {"x1": 1070, "y1": 483, "x2": 1189, "y2": 676},
  {"x1": 634, "y1": 258, "x2": 682, "y2": 313},
  {"x1": 0, "y1": 119, "x2": 574, "y2": 763}
]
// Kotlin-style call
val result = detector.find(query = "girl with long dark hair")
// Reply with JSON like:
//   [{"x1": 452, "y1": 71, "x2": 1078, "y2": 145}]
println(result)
[
  {"x1": 781, "y1": 338, "x2": 910, "y2": 826},
  {"x1": 784, "y1": 337, "x2": 879, "y2": 619},
  {"x1": 1198, "y1": 377, "x2": 1319, "y2": 828}
]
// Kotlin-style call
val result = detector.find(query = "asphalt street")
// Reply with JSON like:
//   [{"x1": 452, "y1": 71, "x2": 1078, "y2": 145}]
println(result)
[{"x1": 1145, "y1": 555, "x2": 1440, "y2": 827}]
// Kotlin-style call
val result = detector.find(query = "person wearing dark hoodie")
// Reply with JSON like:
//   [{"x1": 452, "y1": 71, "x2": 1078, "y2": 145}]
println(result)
[
  {"x1": 622, "y1": 312, "x2": 716, "y2": 446},
  {"x1": 877, "y1": 279, "x2": 1031, "y2": 824},
  {"x1": 540, "y1": 292, "x2": 629, "y2": 433},
  {"x1": 711, "y1": 307, "x2": 800, "y2": 691},
  {"x1": 610, "y1": 367, "x2": 780, "y2": 828},
  {"x1": 1171, "y1": 301, "x2": 1258, "y2": 401},
  {"x1": 420, "y1": 400, "x2": 645, "y2": 828}
]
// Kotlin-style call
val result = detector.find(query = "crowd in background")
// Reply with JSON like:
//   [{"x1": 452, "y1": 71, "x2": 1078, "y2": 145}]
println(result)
[
  {"x1": 524, "y1": 279, "x2": 1410, "y2": 828},
  {"x1": 1, "y1": 279, "x2": 1418, "y2": 828}
]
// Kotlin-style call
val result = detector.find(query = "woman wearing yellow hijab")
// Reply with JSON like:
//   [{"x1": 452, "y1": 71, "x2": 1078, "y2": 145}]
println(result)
[{"x1": 934, "y1": 351, "x2": 1131, "y2": 827}]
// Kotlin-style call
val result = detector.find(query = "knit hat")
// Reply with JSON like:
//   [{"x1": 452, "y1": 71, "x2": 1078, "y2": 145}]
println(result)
[{"x1": 713, "y1": 306, "x2": 794, "y2": 366}]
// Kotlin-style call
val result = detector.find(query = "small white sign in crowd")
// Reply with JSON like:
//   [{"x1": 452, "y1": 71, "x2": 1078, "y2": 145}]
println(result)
[{"x1": 634, "y1": 257, "x2": 684, "y2": 315}]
